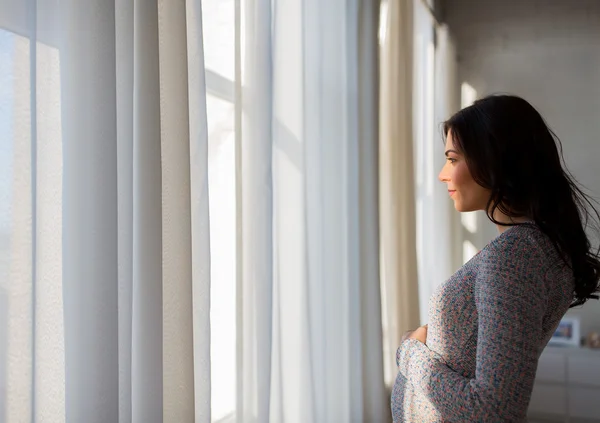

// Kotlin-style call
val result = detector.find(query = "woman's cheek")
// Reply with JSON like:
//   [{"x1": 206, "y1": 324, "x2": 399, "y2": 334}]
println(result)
[{"x1": 453, "y1": 163, "x2": 468, "y2": 185}]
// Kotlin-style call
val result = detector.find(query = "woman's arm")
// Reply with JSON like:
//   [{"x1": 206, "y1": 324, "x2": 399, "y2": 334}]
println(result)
[{"x1": 397, "y1": 236, "x2": 547, "y2": 422}]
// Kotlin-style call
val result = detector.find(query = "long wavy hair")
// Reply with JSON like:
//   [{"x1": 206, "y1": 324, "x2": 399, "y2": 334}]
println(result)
[{"x1": 443, "y1": 94, "x2": 600, "y2": 307}]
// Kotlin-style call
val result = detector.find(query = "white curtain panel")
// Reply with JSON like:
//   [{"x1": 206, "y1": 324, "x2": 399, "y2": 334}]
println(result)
[
  {"x1": 412, "y1": 0, "x2": 438, "y2": 324},
  {"x1": 378, "y1": 0, "x2": 421, "y2": 389},
  {"x1": 240, "y1": 0, "x2": 386, "y2": 421},
  {"x1": 0, "y1": 0, "x2": 210, "y2": 422},
  {"x1": 240, "y1": 0, "x2": 274, "y2": 421}
]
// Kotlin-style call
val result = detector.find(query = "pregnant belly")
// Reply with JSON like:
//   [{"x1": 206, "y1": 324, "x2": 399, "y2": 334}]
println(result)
[{"x1": 391, "y1": 370, "x2": 440, "y2": 422}]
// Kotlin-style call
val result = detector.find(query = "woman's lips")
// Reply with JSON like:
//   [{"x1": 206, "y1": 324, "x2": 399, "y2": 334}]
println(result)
[{"x1": 448, "y1": 190, "x2": 456, "y2": 197}]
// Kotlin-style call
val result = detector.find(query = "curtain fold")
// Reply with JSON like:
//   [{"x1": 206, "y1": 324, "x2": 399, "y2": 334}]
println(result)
[
  {"x1": 379, "y1": 0, "x2": 421, "y2": 388},
  {"x1": 157, "y1": 1, "x2": 196, "y2": 420},
  {"x1": 241, "y1": 0, "x2": 274, "y2": 421},
  {"x1": 130, "y1": 1, "x2": 164, "y2": 420},
  {"x1": 185, "y1": 0, "x2": 212, "y2": 421},
  {"x1": 60, "y1": 1, "x2": 119, "y2": 421},
  {"x1": 269, "y1": 0, "x2": 309, "y2": 420},
  {"x1": 357, "y1": 0, "x2": 388, "y2": 420},
  {"x1": 115, "y1": 0, "x2": 134, "y2": 421}
]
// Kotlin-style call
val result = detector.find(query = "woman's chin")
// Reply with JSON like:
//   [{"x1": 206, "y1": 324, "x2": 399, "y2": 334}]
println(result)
[{"x1": 454, "y1": 201, "x2": 474, "y2": 213}]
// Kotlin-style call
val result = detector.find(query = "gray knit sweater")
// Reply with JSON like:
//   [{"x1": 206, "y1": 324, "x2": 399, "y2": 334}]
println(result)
[{"x1": 391, "y1": 224, "x2": 574, "y2": 422}]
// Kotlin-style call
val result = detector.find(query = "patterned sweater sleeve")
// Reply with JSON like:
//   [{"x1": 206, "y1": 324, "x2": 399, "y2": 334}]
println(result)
[{"x1": 397, "y1": 235, "x2": 547, "y2": 422}]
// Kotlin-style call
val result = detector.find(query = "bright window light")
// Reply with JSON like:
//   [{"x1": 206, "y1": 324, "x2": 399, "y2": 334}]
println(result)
[
  {"x1": 201, "y1": 0, "x2": 237, "y2": 421},
  {"x1": 378, "y1": 0, "x2": 388, "y2": 45}
]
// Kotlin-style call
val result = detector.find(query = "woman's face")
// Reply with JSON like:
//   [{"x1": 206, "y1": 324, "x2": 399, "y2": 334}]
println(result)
[{"x1": 438, "y1": 131, "x2": 491, "y2": 212}]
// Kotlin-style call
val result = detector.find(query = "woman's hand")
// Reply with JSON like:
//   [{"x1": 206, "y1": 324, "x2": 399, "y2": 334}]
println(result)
[{"x1": 402, "y1": 324, "x2": 428, "y2": 344}]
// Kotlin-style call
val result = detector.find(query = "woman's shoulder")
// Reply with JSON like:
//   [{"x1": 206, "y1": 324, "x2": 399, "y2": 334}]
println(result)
[
  {"x1": 478, "y1": 223, "x2": 556, "y2": 268},
  {"x1": 473, "y1": 223, "x2": 574, "y2": 314}
]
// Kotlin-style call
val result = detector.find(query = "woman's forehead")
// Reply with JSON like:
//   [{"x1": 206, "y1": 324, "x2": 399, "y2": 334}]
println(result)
[{"x1": 445, "y1": 130, "x2": 455, "y2": 149}]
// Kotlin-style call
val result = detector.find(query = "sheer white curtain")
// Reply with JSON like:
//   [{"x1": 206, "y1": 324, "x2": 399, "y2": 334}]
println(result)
[
  {"x1": 239, "y1": 0, "x2": 387, "y2": 421},
  {"x1": 413, "y1": 3, "x2": 461, "y2": 324},
  {"x1": 413, "y1": 0, "x2": 437, "y2": 325},
  {"x1": 432, "y1": 24, "x2": 462, "y2": 278},
  {"x1": 0, "y1": 0, "x2": 210, "y2": 422},
  {"x1": 378, "y1": 0, "x2": 421, "y2": 389}
]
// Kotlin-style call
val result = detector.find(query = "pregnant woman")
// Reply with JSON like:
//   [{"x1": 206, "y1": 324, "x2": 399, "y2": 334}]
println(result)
[{"x1": 391, "y1": 95, "x2": 600, "y2": 422}]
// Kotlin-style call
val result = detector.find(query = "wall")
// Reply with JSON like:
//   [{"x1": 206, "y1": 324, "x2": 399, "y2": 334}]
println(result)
[{"x1": 443, "y1": 0, "x2": 600, "y2": 337}]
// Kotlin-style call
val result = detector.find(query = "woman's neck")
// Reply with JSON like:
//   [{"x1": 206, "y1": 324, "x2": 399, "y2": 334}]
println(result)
[{"x1": 492, "y1": 211, "x2": 534, "y2": 234}]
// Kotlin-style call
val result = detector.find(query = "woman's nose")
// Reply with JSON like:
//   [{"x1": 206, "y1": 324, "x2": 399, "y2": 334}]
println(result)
[{"x1": 438, "y1": 165, "x2": 449, "y2": 183}]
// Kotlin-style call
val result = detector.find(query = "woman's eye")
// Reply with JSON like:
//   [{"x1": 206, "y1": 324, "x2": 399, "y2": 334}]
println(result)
[{"x1": 447, "y1": 158, "x2": 457, "y2": 164}]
